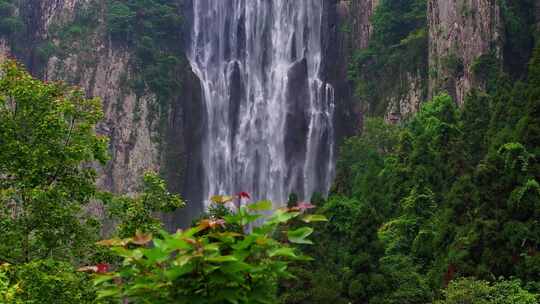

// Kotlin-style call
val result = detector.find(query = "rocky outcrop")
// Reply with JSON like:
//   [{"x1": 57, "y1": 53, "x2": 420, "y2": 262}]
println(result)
[
  {"x1": 38, "y1": 0, "x2": 162, "y2": 194},
  {"x1": 324, "y1": 0, "x2": 379, "y2": 135},
  {"x1": 428, "y1": 0, "x2": 502, "y2": 105},
  {"x1": 385, "y1": 73, "x2": 424, "y2": 123},
  {"x1": 48, "y1": 50, "x2": 161, "y2": 194},
  {"x1": 33, "y1": 0, "x2": 85, "y2": 35},
  {"x1": 349, "y1": 0, "x2": 378, "y2": 49},
  {"x1": 0, "y1": 38, "x2": 9, "y2": 56}
]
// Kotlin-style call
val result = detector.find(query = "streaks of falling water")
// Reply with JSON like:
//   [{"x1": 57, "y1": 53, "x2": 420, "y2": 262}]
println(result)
[{"x1": 188, "y1": 0, "x2": 335, "y2": 207}]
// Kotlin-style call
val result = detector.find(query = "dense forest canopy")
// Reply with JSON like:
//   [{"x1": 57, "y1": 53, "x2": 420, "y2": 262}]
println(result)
[{"x1": 1, "y1": 0, "x2": 540, "y2": 303}]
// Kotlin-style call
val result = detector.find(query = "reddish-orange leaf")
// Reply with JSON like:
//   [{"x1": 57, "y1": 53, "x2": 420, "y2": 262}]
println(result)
[{"x1": 131, "y1": 231, "x2": 153, "y2": 245}]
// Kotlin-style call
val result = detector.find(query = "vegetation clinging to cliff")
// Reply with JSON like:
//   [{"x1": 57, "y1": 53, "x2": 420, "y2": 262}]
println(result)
[
  {"x1": 348, "y1": 0, "x2": 428, "y2": 115},
  {"x1": 0, "y1": 0, "x2": 23, "y2": 38},
  {"x1": 106, "y1": 0, "x2": 185, "y2": 109}
]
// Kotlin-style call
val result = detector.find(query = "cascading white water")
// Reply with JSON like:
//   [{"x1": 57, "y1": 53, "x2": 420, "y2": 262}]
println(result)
[{"x1": 188, "y1": 0, "x2": 335, "y2": 207}]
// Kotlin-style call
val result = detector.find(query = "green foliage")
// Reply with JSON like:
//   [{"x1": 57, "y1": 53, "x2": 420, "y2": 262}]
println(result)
[
  {"x1": 471, "y1": 52, "x2": 501, "y2": 92},
  {"x1": 497, "y1": 0, "x2": 536, "y2": 77},
  {"x1": 46, "y1": 2, "x2": 100, "y2": 63},
  {"x1": 281, "y1": 195, "x2": 387, "y2": 303},
  {"x1": 290, "y1": 47, "x2": 540, "y2": 302},
  {"x1": 39, "y1": 0, "x2": 185, "y2": 128},
  {"x1": 441, "y1": 53, "x2": 464, "y2": 77},
  {"x1": 104, "y1": 172, "x2": 185, "y2": 238},
  {"x1": 106, "y1": 0, "x2": 185, "y2": 113},
  {"x1": 348, "y1": 0, "x2": 428, "y2": 114},
  {"x1": 0, "y1": 60, "x2": 184, "y2": 302},
  {"x1": 437, "y1": 278, "x2": 538, "y2": 304},
  {"x1": 107, "y1": 2, "x2": 135, "y2": 39},
  {"x1": 94, "y1": 200, "x2": 324, "y2": 303},
  {"x1": 0, "y1": 0, "x2": 24, "y2": 37},
  {"x1": 1, "y1": 259, "x2": 98, "y2": 303},
  {"x1": 333, "y1": 117, "x2": 399, "y2": 200},
  {"x1": 0, "y1": 60, "x2": 108, "y2": 264},
  {"x1": 0, "y1": 265, "x2": 19, "y2": 303}
]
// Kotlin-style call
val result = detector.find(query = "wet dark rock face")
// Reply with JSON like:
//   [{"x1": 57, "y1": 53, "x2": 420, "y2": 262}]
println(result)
[{"x1": 284, "y1": 58, "x2": 310, "y2": 196}]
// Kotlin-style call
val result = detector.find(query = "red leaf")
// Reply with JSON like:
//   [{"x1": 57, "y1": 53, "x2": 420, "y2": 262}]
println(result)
[
  {"x1": 237, "y1": 192, "x2": 251, "y2": 199},
  {"x1": 198, "y1": 218, "x2": 226, "y2": 230},
  {"x1": 96, "y1": 263, "x2": 110, "y2": 273},
  {"x1": 290, "y1": 202, "x2": 316, "y2": 213}
]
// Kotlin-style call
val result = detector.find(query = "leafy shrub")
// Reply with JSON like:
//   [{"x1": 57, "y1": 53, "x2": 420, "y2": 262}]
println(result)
[
  {"x1": 107, "y1": 1, "x2": 135, "y2": 39},
  {"x1": 93, "y1": 198, "x2": 326, "y2": 303},
  {"x1": 0, "y1": 59, "x2": 108, "y2": 264},
  {"x1": 0, "y1": 264, "x2": 19, "y2": 303},
  {"x1": 1, "y1": 260, "x2": 97, "y2": 304},
  {"x1": 437, "y1": 278, "x2": 538, "y2": 304},
  {"x1": 103, "y1": 172, "x2": 185, "y2": 238},
  {"x1": 0, "y1": 60, "x2": 186, "y2": 303}
]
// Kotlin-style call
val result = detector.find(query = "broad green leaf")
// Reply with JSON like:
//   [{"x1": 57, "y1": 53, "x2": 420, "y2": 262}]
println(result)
[
  {"x1": 206, "y1": 255, "x2": 238, "y2": 263},
  {"x1": 165, "y1": 238, "x2": 191, "y2": 250},
  {"x1": 143, "y1": 247, "x2": 169, "y2": 263},
  {"x1": 247, "y1": 200, "x2": 272, "y2": 211},
  {"x1": 268, "y1": 247, "x2": 298, "y2": 258},
  {"x1": 225, "y1": 212, "x2": 261, "y2": 226},
  {"x1": 220, "y1": 261, "x2": 251, "y2": 273},
  {"x1": 233, "y1": 235, "x2": 257, "y2": 250},
  {"x1": 301, "y1": 214, "x2": 328, "y2": 223},
  {"x1": 174, "y1": 254, "x2": 193, "y2": 267},
  {"x1": 93, "y1": 274, "x2": 116, "y2": 286},
  {"x1": 165, "y1": 264, "x2": 194, "y2": 280},
  {"x1": 204, "y1": 243, "x2": 220, "y2": 252},
  {"x1": 267, "y1": 209, "x2": 300, "y2": 225},
  {"x1": 287, "y1": 227, "x2": 314, "y2": 244},
  {"x1": 97, "y1": 288, "x2": 121, "y2": 299}
]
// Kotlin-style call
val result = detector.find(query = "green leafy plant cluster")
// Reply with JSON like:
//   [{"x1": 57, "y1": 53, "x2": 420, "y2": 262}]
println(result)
[
  {"x1": 32, "y1": 0, "x2": 186, "y2": 127},
  {"x1": 94, "y1": 199, "x2": 326, "y2": 303},
  {"x1": 0, "y1": 259, "x2": 98, "y2": 304},
  {"x1": 0, "y1": 59, "x2": 108, "y2": 265},
  {"x1": 437, "y1": 278, "x2": 537, "y2": 304},
  {"x1": 103, "y1": 172, "x2": 185, "y2": 238}
]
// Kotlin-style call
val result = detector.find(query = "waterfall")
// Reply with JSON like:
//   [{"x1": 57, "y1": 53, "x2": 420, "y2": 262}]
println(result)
[{"x1": 188, "y1": 0, "x2": 335, "y2": 207}]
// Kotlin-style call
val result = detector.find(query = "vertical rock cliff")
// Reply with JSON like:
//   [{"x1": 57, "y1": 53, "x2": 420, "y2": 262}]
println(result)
[
  {"x1": 349, "y1": 0, "x2": 378, "y2": 50},
  {"x1": 428, "y1": 0, "x2": 502, "y2": 105},
  {"x1": 342, "y1": 0, "x2": 530, "y2": 121}
]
